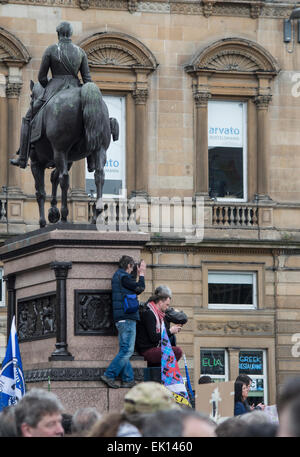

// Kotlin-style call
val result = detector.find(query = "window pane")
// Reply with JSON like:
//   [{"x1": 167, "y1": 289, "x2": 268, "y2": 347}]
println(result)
[
  {"x1": 208, "y1": 100, "x2": 246, "y2": 200},
  {"x1": 208, "y1": 271, "x2": 255, "y2": 306},
  {"x1": 209, "y1": 283, "x2": 253, "y2": 304},
  {"x1": 239, "y1": 350, "x2": 264, "y2": 375},
  {"x1": 200, "y1": 349, "x2": 225, "y2": 376},
  {"x1": 209, "y1": 146, "x2": 244, "y2": 198},
  {"x1": 86, "y1": 95, "x2": 126, "y2": 198}
]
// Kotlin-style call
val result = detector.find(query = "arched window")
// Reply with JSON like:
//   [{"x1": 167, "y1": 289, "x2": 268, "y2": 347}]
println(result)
[
  {"x1": 185, "y1": 37, "x2": 280, "y2": 202},
  {"x1": 78, "y1": 31, "x2": 158, "y2": 199}
]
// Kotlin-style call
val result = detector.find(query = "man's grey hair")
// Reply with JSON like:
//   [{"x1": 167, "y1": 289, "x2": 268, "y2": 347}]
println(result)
[
  {"x1": 71, "y1": 407, "x2": 102, "y2": 435},
  {"x1": 154, "y1": 285, "x2": 172, "y2": 298},
  {"x1": 14, "y1": 388, "x2": 64, "y2": 437}
]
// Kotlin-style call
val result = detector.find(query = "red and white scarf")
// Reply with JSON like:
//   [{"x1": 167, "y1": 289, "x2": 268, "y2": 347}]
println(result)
[{"x1": 147, "y1": 301, "x2": 165, "y2": 333}]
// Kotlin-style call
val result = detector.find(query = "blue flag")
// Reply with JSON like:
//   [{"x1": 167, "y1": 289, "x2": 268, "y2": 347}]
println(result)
[
  {"x1": 183, "y1": 353, "x2": 195, "y2": 400},
  {"x1": 0, "y1": 316, "x2": 25, "y2": 410},
  {"x1": 161, "y1": 322, "x2": 191, "y2": 407}
]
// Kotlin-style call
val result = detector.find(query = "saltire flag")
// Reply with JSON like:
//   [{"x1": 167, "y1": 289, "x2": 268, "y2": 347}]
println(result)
[
  {"x1": 0, "y1": 316, "x2": 25, "y2": 411},
  {"x1": 161, "y1": 321, "x2": 191, "y2": 407},
  {"x1": 183, "y1": 353, "x2": 195, "y2": 401}
]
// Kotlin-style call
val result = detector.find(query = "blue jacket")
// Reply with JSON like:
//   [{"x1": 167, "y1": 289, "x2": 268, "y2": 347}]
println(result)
[
  {"x1": 234, "y1": 401, "x2": 248, "y2": 416},
  {"x1": 111, "y1": 268, "x2": 145, "y2": 323}
]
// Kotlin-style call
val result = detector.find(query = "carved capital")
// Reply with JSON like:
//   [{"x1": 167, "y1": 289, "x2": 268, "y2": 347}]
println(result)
[
  {"x1": 50, "y1": 261, "x2": 72, "y2": 279},
  {"x1": 79, "y1": 0, "x2": 90, "y2": 9},
  {"x1": 202, "y1": 1, "x2": 215, "y2": 17},
  {"x1": 254, "y1": 94, "x2": 272, "y2": 109},
  {"x1": 6, "y1": 82, "x2": 22, "y2": 98},
  {"x1": 128, "y1": 0, "x2": 137, "y2": 13},
  {"x1": 133, "y1": 88, "x2": 149, "y2": 104},
  {"x1": 193, "y1": 90, "x2": 211, "y2": 107}
]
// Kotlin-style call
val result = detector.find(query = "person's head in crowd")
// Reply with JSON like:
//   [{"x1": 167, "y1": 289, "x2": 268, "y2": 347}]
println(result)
[
  {"x1": 147, "y1": 293, "x2": 171, "y2": 313},
  {"x1": 123, "y1": 382, "x2": 179, "y2": 415},
  {"x1": 14, "y1": 388, "x2": 64, "y2": 437},
  {"x1": 239, "y1": 410, "x2": 271, "y2": 426},
  {"x1": 215, "y1": 416, "x2": 248, "y2": 437},
  {"x1": 71, "y1": 407, "x2": 102, "y2": 436},
  {"x1": 154, "y1": 285, "x2": 172, "y2": 299},
  {"x1": 277, "y1": 376, "x2": 300, "y2": 415},
  {"x1": 87, "y1": 412, "x2": 142, "y2": 437},
  {"x1": 234, "y1": 380, "x2": 248, "y2": 404},
  {"x1": 142, "y1": 409, "x2": 216, "y2": 437},
  {"x1": 198, "y1": 375, "x2": 212, "y2": 384},
  {"x1": 239, "y1": 422, "x2": 278, "y2": 437},
  {"x1": 0, "y1": 406, "x2": 18, "y2": 437},
  {"x1": 278, "y1": 392, "x2": 300, "y2": 437},
  {"x1": 236, "y1": 374, "x2": 252, "y2": 388},
  {"x1": 118, "y1": 255, "x2": 135, "y2": 273}
]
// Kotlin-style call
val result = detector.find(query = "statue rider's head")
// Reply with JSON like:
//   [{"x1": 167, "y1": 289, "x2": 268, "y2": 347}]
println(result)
[{"x1": 56, "y1": 22, "x2": 73, "y2": 40}]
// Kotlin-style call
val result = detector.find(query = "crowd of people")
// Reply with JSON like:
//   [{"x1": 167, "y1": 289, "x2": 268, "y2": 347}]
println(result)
[{"x1": 1, "y1": 376, "x2": 300, "y2": 437}]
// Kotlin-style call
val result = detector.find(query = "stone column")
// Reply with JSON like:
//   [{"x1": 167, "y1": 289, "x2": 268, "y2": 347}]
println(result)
[
  {"x1": 6, "y1": 81, "x2": 22, "y2": 193},
  {"x1": 228, "y1": 347, "x2": 240, "y2": 380},
  {"x1": 4, "y1": 274, "x2": 16, "y2": 343},
  {"x1": 70, "y1": 160, "x2": 86, "y2": 197},
  {"x1": 133, "y1": 88, "x2": 149, "y2": 196},
  {"x1": 254, "y1": 94, "x2": 272, "y2": 201},
  {"x1": 0, "y1": 74, "x2": 8, "y2": 190},
  {"x1": 193, "y1": 90, "x2": 211, "y2": 198},
  {"x1": 49, "y1": 261, "x2": 74, "y2": 361}
]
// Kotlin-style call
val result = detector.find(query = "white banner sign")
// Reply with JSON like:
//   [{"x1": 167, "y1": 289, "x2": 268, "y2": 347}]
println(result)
[{"x1": 208, "y1": 100, "x2": 244, "y2": 148}]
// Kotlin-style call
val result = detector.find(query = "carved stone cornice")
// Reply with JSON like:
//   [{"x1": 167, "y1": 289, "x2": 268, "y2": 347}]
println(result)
[
  {"x1": 6, "y1": 82, "x2": 22, "y2": 98},
  {"x1": 128, "y1": 0, "x2": 137, "y2": 13}
]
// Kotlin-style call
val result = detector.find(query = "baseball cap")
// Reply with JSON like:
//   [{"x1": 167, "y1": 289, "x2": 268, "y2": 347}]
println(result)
[{"x1": 123, "y1": 382, "x2": 180, "y2": 414}]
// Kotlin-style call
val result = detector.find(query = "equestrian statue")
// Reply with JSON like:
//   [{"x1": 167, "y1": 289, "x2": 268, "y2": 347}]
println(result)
[{"x1": 10, "y1": 21, "x2": 119, "y2": 228}]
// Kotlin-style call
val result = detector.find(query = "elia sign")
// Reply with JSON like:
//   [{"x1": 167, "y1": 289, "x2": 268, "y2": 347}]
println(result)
[
  {"x1": 200, "y1": 350, "x2": 225, "y2": 375},
  {"x1": 239, "y1": 351, "x2": 263, "y2": 375}
]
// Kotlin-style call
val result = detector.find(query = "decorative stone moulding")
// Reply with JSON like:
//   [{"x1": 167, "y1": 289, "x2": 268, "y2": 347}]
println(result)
[
  {"x1": 0, "y1": 27, "x2": 30, "y2": 66},
  {"x1": 185, "y1": 37, "x2": 280, "y2": 76},
  {"x1": 79, "y1": 31, "x2": 158, "y2": 71}
]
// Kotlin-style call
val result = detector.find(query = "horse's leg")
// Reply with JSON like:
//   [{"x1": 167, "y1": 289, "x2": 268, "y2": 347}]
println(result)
[
  {"x1": 54, "y1": 151, "x2": 70, "y2": 223},
  {"x1": 94, "y1": 146, "x2": 107, "y2": 222},
  {"x1": 31, "y1": 161, "x2": 46, "y2": 228},
  {"x1": 48, "y1": 168, "x2": 60, "y2": 223}
]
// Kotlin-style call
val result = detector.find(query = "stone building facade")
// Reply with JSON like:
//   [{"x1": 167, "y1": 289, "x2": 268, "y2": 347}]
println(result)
[{"x1": 0, "y1": 0, "x2": 300, "y2": 405}]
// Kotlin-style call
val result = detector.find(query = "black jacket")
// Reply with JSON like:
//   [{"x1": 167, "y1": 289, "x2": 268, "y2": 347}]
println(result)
[{"x1": 135, "y1": 308, "x2": 173, "y2": 354}]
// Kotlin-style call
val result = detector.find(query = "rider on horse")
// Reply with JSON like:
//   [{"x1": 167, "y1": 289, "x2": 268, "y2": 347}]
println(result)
[{"x1": 11, "y1": 21, "x2": 93, "y2": 169}]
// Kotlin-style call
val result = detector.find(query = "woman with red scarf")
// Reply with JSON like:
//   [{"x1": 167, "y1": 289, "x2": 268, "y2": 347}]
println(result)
[{"x1": 135, "y1": 293, "x2": 183, "y2": 366}]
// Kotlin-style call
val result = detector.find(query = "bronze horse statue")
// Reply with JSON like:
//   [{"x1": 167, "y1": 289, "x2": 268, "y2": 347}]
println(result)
[{"x1": 29, "y1": 81, "x2": 119, "y2": 228}]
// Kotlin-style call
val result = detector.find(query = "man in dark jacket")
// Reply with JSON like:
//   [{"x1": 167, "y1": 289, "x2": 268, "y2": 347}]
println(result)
[
  {"x1": 10, "y1": 21, "x2": 92, "y2": 169},
  {"x1": 100, "y1": 255, "x2": 146, "y2": 389}
]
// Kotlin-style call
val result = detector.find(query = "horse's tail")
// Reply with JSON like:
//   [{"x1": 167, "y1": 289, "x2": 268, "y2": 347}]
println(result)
[
  {"x1": 110, "y1": 118, "x2": 119, "y2": 142},
  {"x1": 81, "y1": 82, "x2": 104, "y2": 154}
]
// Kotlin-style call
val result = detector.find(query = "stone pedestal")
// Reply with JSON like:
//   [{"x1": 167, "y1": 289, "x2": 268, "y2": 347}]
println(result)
[{"x1": 0, "y1": 224, "x2": 149, "y2": 414}]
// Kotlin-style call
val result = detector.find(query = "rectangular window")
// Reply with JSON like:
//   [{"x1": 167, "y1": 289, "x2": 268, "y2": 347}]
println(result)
[
  {"x1": 208, "y1": 271, "x2": 257, "y2": 310},
  {"x1": 208, "y1": 100, "x2": 247, "y2": 201},
  {"x1": 85, "y1": 95, "x2": 126, "y2": 198},
  {"x1": 200, "y1": 348, "x2": 229, "y2": 383},
  {"x1": 0, "y1": 268, "x2": 5, "y2": 307},
  {"x1": 239, "y1": 349, "x2": 268, "y2": 406}
]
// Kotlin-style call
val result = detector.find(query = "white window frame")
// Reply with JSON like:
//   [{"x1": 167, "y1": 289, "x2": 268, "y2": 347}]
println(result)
[
  {"x1": 0, "y1": 267, "x2": 5, "y2": 307},
  {"x1": 208, "y1": 100, "x2": 248, "y2": 203},
  {"x1": 239, "y1": 349, "x2": 268, "y2": 405},
  {"x1": 208, "y1": 271, "x2": 257, "y2": 310},
  {"x1": 200, "y1": 348, "x2": 229, "y2": 383},
  {"x1": 85, "y1": 95, "x2": 126, "y2": 199}
]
